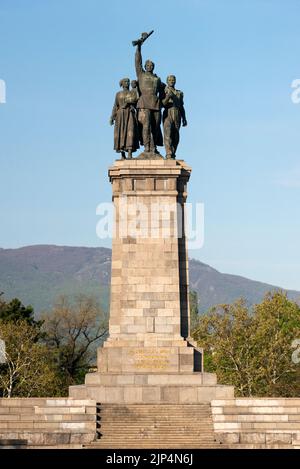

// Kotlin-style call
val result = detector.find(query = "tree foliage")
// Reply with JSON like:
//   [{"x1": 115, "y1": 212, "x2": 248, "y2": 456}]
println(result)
[
  {"x1": 2, "y1": 289, "x2": 299, "y2": 398},
  {"x1": 192, "y1": 291, "x2": 300, "y2": 397},
  {"x1": 0, "y1": 293, "x2": 107, "y2": 397},
  {"x1": 41, "y1": 295, "x2": 108, "y2": 392},
  {"x1": 0, "y1": 320, "x2": 60, "y2": 397},
  {"x1": 0, "y1": 292, "x2": 41, "y2": 327}
]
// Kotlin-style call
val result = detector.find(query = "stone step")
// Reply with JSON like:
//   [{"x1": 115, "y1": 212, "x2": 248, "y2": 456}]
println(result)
[
  {"x1": 100, "y1": 412, "x2": 211, "y2": 414},
  {"x1": 99, "y1": 428, "x2": 214, "y2": 432},
  {"x1": 96, "y1": 443, "x2": 217, "y2": 447},
  {"x1": 99, "y1": 416, "x2": 211, "y2": 420},
  {"x1": 100, "y1": 404, "x2": 210, "y2": 412},
  {"x1": 98, "y1": 431, "x2": 214, "y2": 435},
  {"x1": 99, "y1": 415, "x2": 212, "y2": 424},
  {"x1": 97, "y1": 431, "x2": 216, "y2": 436},
  {"x1": 99, "y1": 415, "x2": 210, "y2": 418},
  {"x1": 99, "y1": 408, "x2": 210, "y2": 412},
  {"x1": 103, "y1": 432, "x2": 213, "y2": 436},
  {"x1": 99, "y1": 411, "x2": 211, "y2": 414},
  {"x1": 98, "y1": 436, "x2": 215, "y2": 439},
  {"x1": 99, "y1": 414, "x2": 211, "y2": 417},
  {"x1": 99, "y1": 414, "x2": 211, "y2": 418},
  {"x1": 98, "y1": 439, "x2": 216, "y2": 442},
  {"x1": 99, "y1": 419, "x2": 211, "y2": 422},
  {"x1": 99, "y1": 410, "x2": 211, "y2": 414},
  {"x1": 100, "y1": 410, "x2": 210, "y2": 413},
  {"x1": 99, "y1": 422, "x2": 212, "y2": 426},
  {"x1": 86, "y1": 373, "x2": 217, "y2": 386},
  {"x1": 98, "y1": 403, "x2": 210, "y2": 406},
  {"x1": 99, "y1": 419, "x2": 212, "y2": 423},
  {"x1": 94, "y1": 438, "x2": 217, "y2": 442},
  {"x1": 99, "y1": 417, "x2": 211, "y2": 421},
  {"x1": 99, "y1": 421, "x2": 212, "y2": 425},
  {"x1": 98, "y1": 425, "x2": 213, "y2": 429},
  {"x1": 98, "y1": 433, "x2": 214, "y2": 436},
  {"x1": 99, "y1": 438, "x2": 218, "y2": 447},
  {"x1": 29, "y1": 444, "x2": 84, "y2": 449},
  {"x1": 99, "y1": 406, "x2": 211, "y2": 410},
  {"x1": 74, "y1": 386, "x2": 234, "y2": 402},
  {"x1": 99, "y1": 406, "x2": 210, "y2": 410},
  {"x1": 99, "y1": 419, "x2": 211, "y2": 423},
  {"x1": 97, "y1": 432, "x2": 215, "y2": 437},
  {"x1": 95, "y1": 444, "x2": 218, "y2": 448},
  {"x1": 87, "y1": 443, "x2": 225, "y2": 449}
]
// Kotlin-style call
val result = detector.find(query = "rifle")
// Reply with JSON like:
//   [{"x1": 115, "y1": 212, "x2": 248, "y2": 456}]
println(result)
[{"x1": 132, "y1": 30, "x2": 154, "y2": 47}]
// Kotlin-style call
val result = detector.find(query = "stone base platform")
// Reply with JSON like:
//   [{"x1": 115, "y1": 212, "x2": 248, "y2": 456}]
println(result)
[
  {"x1": 0, "y1": 398, "x2": 96, "y2": 448},
  {"x1": 69, "y1": 372, "x2": 234, "y2": 403},
  {"x1": 212, "y1": 398, "x2": 300, "y2": 449}
]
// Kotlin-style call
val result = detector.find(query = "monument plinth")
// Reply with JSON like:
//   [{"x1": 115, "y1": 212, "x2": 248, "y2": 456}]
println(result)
[{"x1": 69, "y1": 159, "x2": 234, "y2": 403}]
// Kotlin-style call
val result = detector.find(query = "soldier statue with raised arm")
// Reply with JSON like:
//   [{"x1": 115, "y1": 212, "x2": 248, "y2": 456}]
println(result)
[
  {"x1": 133, "y1": 31, "x2": 163, "y2": 155},
  {"x1": 109, "y1": 31, "x2": 188, "y2": 159}
]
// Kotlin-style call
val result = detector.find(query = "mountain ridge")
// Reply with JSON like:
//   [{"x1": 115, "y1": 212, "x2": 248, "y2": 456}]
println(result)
[{"x1": 0, "y1": 245, "x2": 299, "y2": 315}]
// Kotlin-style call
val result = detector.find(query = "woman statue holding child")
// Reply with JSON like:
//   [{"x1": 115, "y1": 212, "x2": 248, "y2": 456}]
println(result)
[{"x1": 109, "y1": 78, "x2": 139, "y2": 159}]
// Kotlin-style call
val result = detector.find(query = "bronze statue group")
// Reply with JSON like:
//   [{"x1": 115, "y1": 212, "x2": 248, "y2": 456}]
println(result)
[{"x1": 110, "y1": 32, "x2": 187, "y2": 160}]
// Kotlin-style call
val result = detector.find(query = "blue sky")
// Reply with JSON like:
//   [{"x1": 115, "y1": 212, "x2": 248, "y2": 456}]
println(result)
[{"x1": 0, "y1": 0, "x2": 300, "y2": 290}]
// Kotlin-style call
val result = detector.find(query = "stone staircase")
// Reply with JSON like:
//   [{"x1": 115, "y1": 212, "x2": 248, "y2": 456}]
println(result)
[
  {"x1": 0, "y1": 398, "x2": 96, "y2": 448},
  {"x1": 2, "y1": 397, "x2": 300, "y2": 449},
  {"x1": 87, "y1": 403, "x2": 226, "y2": 449}
]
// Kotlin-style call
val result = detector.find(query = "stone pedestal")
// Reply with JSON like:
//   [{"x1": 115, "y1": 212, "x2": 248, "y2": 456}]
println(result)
[{"x1": 69, "y1": 159, "x2": 234, "y2": 403}]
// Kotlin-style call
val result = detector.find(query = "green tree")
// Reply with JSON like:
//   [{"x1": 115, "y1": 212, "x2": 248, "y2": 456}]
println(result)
[
  {"x1": 0, "y1": 293, "x2": 109, "y2": 397},
  {"x1": 0, "y1": 320, "x2": 61, "y2": 398},
  {"x1": 251, "y1": 291, "x2": 300, "y2": 396},
  {"x1": 0, "y1": 292, "x2": 41, "y2": 327},
  {"x1": 42, "y1": 295, "x2": 108, "y2": 392},
  {"x1": 193, "y1": 291, "x2": 300, "y2": 397}
]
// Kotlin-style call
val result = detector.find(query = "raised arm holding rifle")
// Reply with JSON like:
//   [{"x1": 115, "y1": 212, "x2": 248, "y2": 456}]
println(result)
[{"x1": 132, "y1": 31, "x2": 163, "y2": 154}]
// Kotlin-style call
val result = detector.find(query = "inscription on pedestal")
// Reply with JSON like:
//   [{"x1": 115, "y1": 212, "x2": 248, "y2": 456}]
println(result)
[{"x1": 128, "y1": 348, "x2": 170, "y2": 370}]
